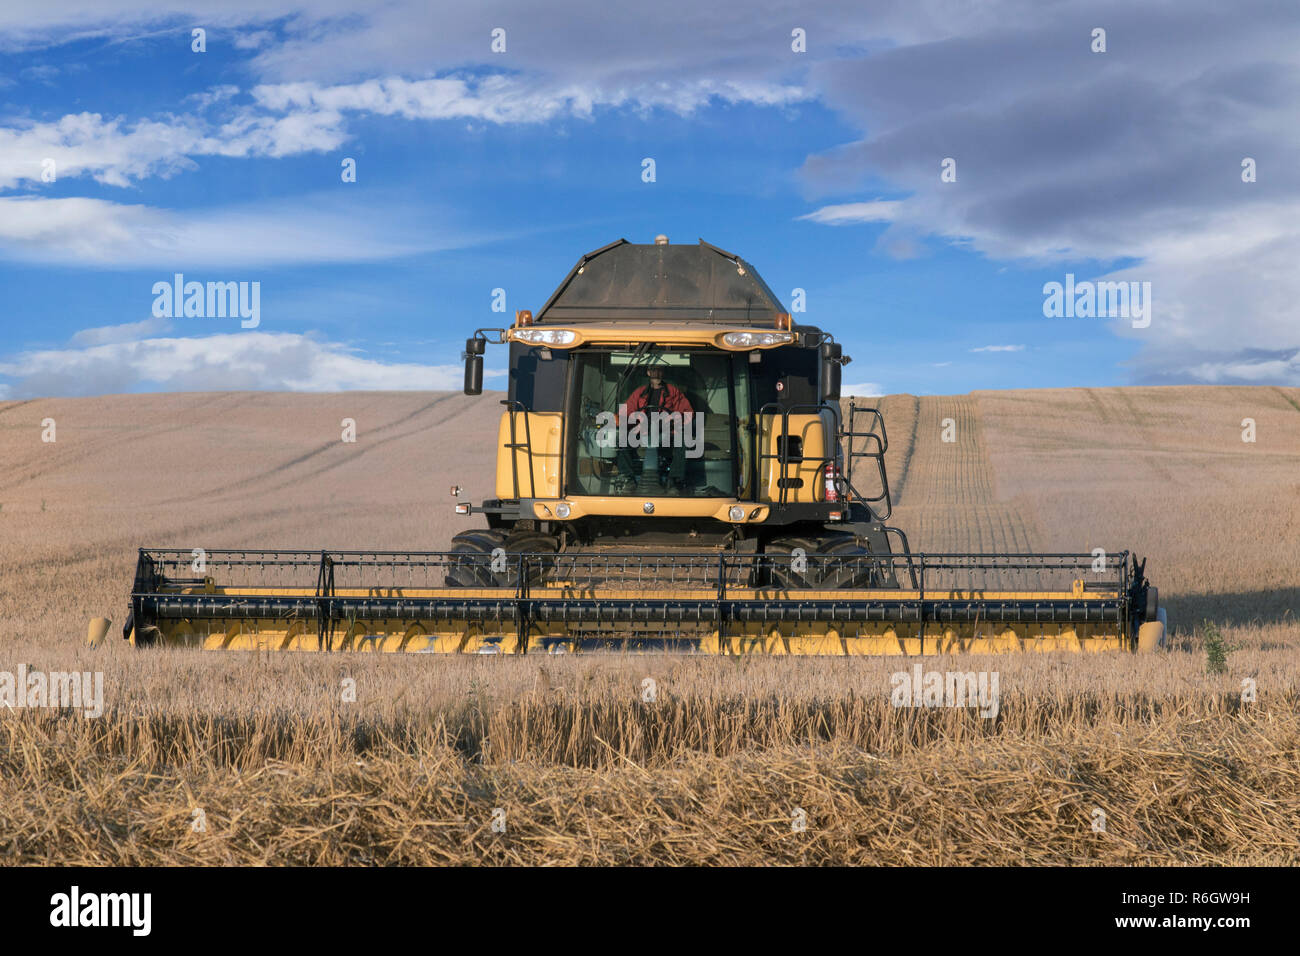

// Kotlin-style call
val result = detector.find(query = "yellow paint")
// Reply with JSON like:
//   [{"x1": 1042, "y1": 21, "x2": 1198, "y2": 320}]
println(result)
[
  {"x1": 759, "y1": 411, "x2": 832, "y2": 503},
  {"x1": 1137, "y1": 620, "x2": 1164, "y2": 653},
  {"x1": 533, "y1": 497, "x2": 768, "y2": 522},
  {"x1": 495, "y1": 410, "x2": 563, "y2": 499},
  {"x1": 86, "y1": 617, "x2": 111, "y2": 647}
]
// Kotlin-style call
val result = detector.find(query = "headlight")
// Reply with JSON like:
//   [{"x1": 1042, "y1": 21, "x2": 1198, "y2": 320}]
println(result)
[
  {"x1": 719, "y1": 331, "x2": 795, "y2": 349},
  {"x1": 554, "y1": 502, "x2": 571, "y2": 518},
  {"x1": 728, "y1": 505, "x2": 745, "y2": 521},
  {"x1": 515, "y1": 328, "x2": 577, "y2": 345}
]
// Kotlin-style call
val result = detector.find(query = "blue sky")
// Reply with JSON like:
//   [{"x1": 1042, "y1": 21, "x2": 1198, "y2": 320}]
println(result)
[{"x1": 2, "y1": 1, "x2": 1297, "y2": 398}]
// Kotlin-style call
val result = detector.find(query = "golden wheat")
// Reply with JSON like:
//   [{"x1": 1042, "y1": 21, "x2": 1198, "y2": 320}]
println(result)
[{"x1": 1, "y1": 388, "x2": 1297, "y2": 864}]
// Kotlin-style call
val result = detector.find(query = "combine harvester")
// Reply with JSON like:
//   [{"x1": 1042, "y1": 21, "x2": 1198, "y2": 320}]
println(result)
[{"x1": 113, "y1": 237, "x2": 1165, "y2": 655}]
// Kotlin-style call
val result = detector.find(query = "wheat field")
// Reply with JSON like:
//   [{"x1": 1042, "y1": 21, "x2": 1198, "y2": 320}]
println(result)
[{"x1": 1, "y1": 386, "x2": 1297, "y2": 865}]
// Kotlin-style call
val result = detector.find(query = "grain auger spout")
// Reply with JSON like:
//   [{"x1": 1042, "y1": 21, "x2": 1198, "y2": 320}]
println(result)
[{"x1": 110, "y1": 236, "x2": 1164, "y2": 654}]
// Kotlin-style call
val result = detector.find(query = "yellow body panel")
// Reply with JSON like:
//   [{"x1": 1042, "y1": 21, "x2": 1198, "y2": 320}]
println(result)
[
  {"x1": 759, "y1": 411, "x2": 831, "y2": 504},
  {"x1": 495, "y1": 410, "x2": 563, "y2": 499}
]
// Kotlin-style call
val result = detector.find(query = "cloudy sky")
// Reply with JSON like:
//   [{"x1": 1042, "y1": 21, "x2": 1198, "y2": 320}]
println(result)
[{"x1": 1, "y1": 0, "x2": 1296, "y2": 398}]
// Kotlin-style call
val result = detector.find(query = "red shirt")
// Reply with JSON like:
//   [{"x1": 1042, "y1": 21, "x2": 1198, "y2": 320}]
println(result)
[{"x1": 624, "y1": 382, "x2": 693, "y2": 416}]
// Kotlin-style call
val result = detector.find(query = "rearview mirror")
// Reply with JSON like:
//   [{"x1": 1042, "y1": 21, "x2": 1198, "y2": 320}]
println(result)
[
  {"x1": 820, "y1": 342, "x2": 842, "y2": 401},
  {"x1": 464, "y1": 337, "x2": 485, "y2": 395}
]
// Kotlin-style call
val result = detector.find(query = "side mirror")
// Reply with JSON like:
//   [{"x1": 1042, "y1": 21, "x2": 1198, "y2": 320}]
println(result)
[
  {"x1": 820, "y1": 342, "x2": 842, "y2": 401},
  {"x1": 464, "y1": 337, "x2": 485, "y2": 395}
]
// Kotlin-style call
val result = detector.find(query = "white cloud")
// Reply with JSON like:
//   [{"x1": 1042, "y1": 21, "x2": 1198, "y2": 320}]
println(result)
[
  {"x1": 1, "y1": 112, "x2": 197, "y2": 189},
  {"x1": 0, "y1": 1, "x2": 827, "y2": 193},
  {"x1": 0, "y1": 68, "x2": 809, "y2": 192},
  {"x1": 183, "y1": 84, "x2": 240, "y2": 109},
  {"x1": 70, "y1": 316, "x2": 173, "y2": 346},
  {"x1": 0, "y1": 331, "x2": 501, "y2": 397},
  {"x1": 253, "y1": 76, "x2": 598, "y2": 124},
  {"x1": 970, "y1": 345, "x2": 1024, "y2": 353},
  {"x1": 0, "y1": 195, "x2": 479, "y2": 267},
  {"x1": 233, "y1": 29, "x2": 274, "y2": 50},
  {"x1": 0, "y1": 2, "x2": 312, "y2": 52},
  {"x1": 240, "y1": 4, "x2": 824, "y2": 98},
  {"x1": 21, "y1": 63, "x2": 60, "y2": 84},
  {"x1": 1126, "y1": 347, "x2": 1300, "y2": 387},
  {"x1": 797, "y1": 200, "x2": 901, "y2": 225},
  {"x1": 1183, "y1": 352, "x2": 1300, "y2": 384},
  {"x1": 0, "y1": 108, "x2": 351, "y2": 190},
  {"x1": 841, "y1": 381, "x2": 885, "y2": 397},
  {"x1": 255, "y1": 74, "x2": 808, "y2": 123}
]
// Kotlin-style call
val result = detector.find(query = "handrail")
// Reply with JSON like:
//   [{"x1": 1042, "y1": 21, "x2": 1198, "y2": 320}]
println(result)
[
  {"x1": 755, "y1": 401, "x2": 840, "y2": 506},
  {"x1": 752, "y1": 399, "x2": 896, "y2": 521},
  {"x1": 501, "y1": 399, "x2": 538, "y2": 499},
  {"x1": 843, "y1": 400, "x2": 893, "y2": 520}
]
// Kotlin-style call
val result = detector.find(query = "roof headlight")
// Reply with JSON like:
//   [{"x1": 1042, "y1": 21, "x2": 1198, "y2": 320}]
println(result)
[
  {"x1": 720, "y1": 331, "x2": 794, "y2": 349},
  {"x1": 515, "y1": 328, "x2": 577, "y2": 346}
]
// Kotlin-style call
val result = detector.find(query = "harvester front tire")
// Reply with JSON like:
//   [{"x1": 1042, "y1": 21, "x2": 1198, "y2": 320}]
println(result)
[
  {"x1": 766, "y1": 533, "x2": 890, "y2": 589},
  {"x1": 504, "y1": 529, "x2": 559, "y2": 585},
  {"x1": 445, "y1": 529, "x2": 559, "y2": 588},
  {"x1": 766, "y1": 536, "x2": 824, "y2": 589},
  {"x1": 816, "y1": 534, "x2": 889, "y2": 589},
  {"x1": 445, "y1": 529, "x2": 511, "y2": 587}
]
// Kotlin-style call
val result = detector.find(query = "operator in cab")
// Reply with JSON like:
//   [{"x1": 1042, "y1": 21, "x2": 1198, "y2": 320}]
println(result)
[{"x1": 614, "y1": 364, "x2": 694, "y2": 492}]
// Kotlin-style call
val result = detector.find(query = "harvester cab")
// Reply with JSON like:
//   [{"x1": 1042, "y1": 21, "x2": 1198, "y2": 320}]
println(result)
[{"x1": 117, "y1": 237, "x2": 1164, "y2": 655}]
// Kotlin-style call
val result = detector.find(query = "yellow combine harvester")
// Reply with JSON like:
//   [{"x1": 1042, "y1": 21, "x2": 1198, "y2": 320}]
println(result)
[{"x1": 116, "y1": 236, "x2": 1165, "y2": 654}]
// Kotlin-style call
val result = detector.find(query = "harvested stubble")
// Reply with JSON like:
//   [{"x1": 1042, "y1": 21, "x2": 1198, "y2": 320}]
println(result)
[
  {"x1": 2, "y1": 388, "x2": 1297, "y2": 865},
  {"x1": 1, "y1": 638, "x2": 1297, "y2": 865}
]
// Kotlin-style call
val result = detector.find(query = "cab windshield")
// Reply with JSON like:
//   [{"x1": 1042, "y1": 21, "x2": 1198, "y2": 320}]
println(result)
[{"x1": 570, "y1": 348, "x2": 749, "y2": 498}]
